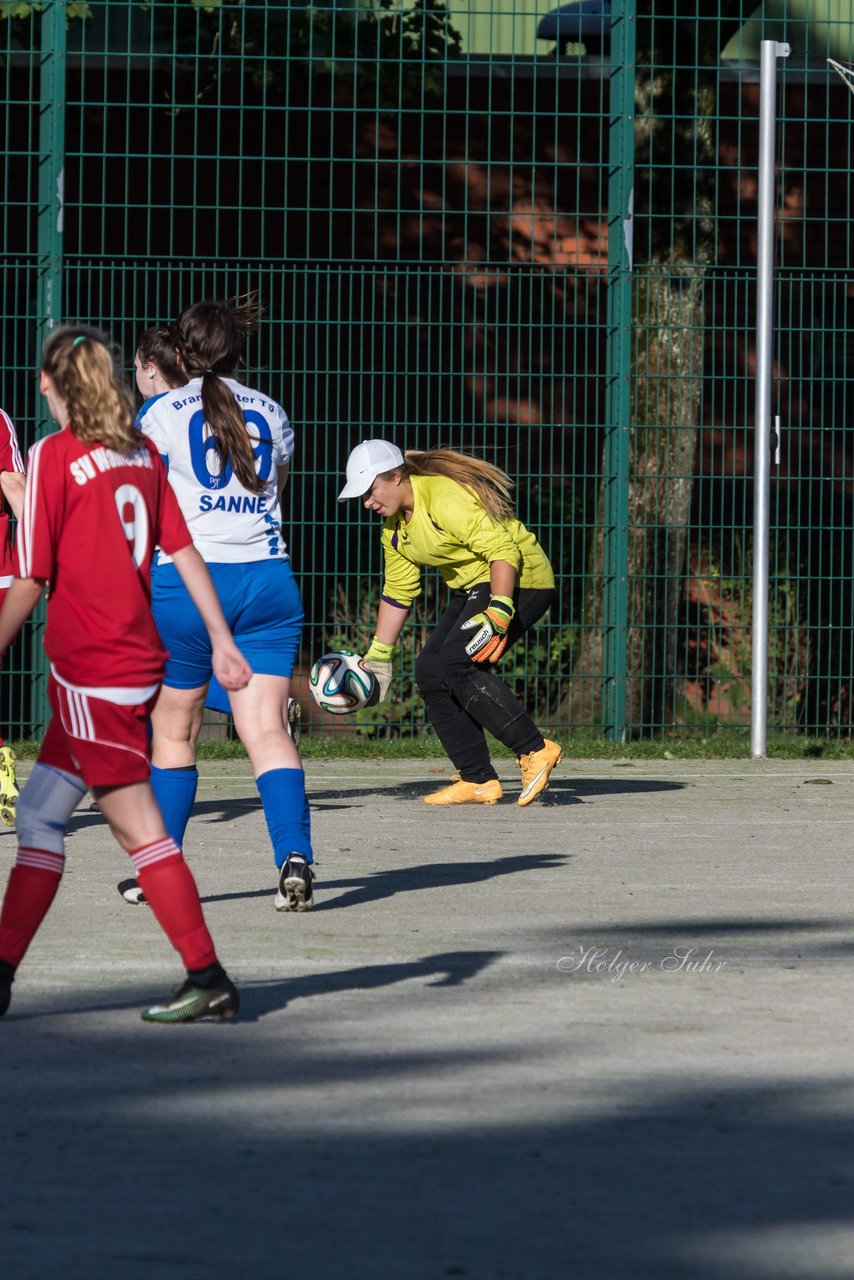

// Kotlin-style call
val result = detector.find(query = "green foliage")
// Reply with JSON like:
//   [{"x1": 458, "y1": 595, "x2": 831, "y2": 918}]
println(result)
[
  {"x1": 322, "y1": 576, "x2": 576, "y2": 739},
  {"x1": 497, "y1": 622, "x2": 576, "y2": 728},
  {"x1": 186, "y1": 730, "x2": 854, "y2": 761},
  {"x1": 0, "y1": 2, "x2": 40, "y2": 17},
  {"x1": 679, "y1": 535, "x2": 810, "y2": 731},
  {"x1": 3, "y1": 0, "x2": 461, "y2": 109},
  {"x1": 144, "y1": 0, "x2": 462, "y2": 109},
  {"x1": 0, "y1": 1, "x2": 89, "y2": 20},
  {"x1": 12, "y1": 731, "x2": 854, "y2": 762},
  {"x1": 325, "y1": 576, "x2": 440, "y2": 738}
]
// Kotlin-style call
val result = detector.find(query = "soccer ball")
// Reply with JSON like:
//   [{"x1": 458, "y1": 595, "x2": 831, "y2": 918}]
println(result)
[{"x1": 308, "y1": 650, "x2": 378, "y2": 715}]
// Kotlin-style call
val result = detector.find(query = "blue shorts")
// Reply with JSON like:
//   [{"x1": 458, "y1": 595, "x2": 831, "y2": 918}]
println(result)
[{"x1": 153, "y1": 558, "x2": 304, "y2": 690}]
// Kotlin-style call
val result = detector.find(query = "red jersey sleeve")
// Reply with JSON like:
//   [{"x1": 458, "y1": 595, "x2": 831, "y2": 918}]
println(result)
[
  {"x1": 18, "y1": 436, "x2": 63, "y2": 581},
  {"x1": 0, "y1": 410, "x2": 25, "y2": 477}
]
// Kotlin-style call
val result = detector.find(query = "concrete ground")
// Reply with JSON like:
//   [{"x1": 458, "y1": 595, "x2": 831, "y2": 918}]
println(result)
[{"x1": 2, "y1": 756, "x2": 853, "y2": 1280}]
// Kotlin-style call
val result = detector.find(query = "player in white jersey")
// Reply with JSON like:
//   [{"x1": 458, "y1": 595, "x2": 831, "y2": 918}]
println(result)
[
  {"x1": 145, "y1": 379, "x2": 293, "y2": 562},
  {"x1": 110, "y1": 327, "x2": 302, "y2": 866},
  {"x1": 127, "y1": 297, "x2": 315, "y2": 912},
  {"x1": 132, "y1": 325, "x2": 300, "y2": 744}
]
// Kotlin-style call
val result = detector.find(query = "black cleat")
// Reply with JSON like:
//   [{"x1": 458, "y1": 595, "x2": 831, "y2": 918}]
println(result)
[
  {"x1": 118, "y1": 878, "x2": 147, "y2": 905},
  {"x1": 275, "y1": 854, "x2": 316, "y2": 912},
  {"x1": 0, "y1": 965, "x2": 13, "y2": 1017},
  {"x1": 287, "y1": 697, "x2": 302, "y2": 749},
  {"x1": 140, "y1": 975, "x2": 239, "y2": 1024}
]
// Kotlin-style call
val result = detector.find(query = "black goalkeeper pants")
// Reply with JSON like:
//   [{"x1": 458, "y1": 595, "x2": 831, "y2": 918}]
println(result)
[{"x1": 415, "y1": 583, "x2": 555, "y2": 783}]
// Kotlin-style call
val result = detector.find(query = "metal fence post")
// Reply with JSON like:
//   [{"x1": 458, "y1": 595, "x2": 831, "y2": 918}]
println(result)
[
  {"x1": 36, "y1": 0, "x2": 66, "y2": 348},
  {"x1": 751, "y1": 39, "x2": 789, "y2": 758},
  {"x1": 32, "y1": 0, "x2": 67, "y2": 734},
  {"x1": 601, "y1": 0, "x2": 636, "y2": 741}
]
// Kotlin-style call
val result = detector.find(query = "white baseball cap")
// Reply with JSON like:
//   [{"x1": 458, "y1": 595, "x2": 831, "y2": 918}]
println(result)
[{"x1": 338, "y1": 439, "x2": 405, "y2": 500}]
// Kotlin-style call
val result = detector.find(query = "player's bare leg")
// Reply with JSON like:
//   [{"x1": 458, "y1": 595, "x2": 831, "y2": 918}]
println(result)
[
  {"x1": 95, "y1": 779, "x2": 172, "y2": 851},
  {"x1": 117, "y1": 686, "x2": 207, "y2": 905},
  {"x1": 229, "y1": 675, "x2": 315, "y2": 911},
  {"x1": 96, "y1": 780, "x2": 239, "y2": 1022},
  {"x1": 118, "y1": 679, "x2": 314, "y2": 913},
  {"x1": 150, "y1": 685, "x2": 208, "y2": 770}
]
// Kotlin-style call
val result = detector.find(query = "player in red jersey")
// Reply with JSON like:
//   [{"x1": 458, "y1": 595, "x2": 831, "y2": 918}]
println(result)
[
  {"x1": 0, "y1": 325, "x2": 252, "y2": 1023},
  {"x1": 0, "y1": 408, "x2": 26, "y2": 826}
]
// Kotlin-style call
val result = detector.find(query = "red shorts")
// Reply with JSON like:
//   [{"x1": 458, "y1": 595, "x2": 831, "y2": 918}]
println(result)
[{"x1": 38, "y1": 674, "x2": 156, "y2": 789}]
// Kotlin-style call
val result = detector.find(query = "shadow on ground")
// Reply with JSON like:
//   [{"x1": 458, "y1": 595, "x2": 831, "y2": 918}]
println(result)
[
  {"x1": 203, "y1": 851, "x2": 569, "y2": 910},
  {"x1": 65, "y1": 776, "x2": 686, "y2": 832},
  {"x1": 1, "y1": 932, "x2": 851, "y2": 1280}
]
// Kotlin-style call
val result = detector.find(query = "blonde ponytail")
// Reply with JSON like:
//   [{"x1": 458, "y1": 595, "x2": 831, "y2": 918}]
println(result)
[{"x1": 41, "y1": 326, "x2": 139, "y2": 454}]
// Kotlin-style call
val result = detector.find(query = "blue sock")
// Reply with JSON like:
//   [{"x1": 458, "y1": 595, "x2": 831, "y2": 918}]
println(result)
[
  {"x1": 256, "y1": 768, "x2": 313, "y2": 868},
  {"x1": 150, "y1": 764, "x2": 199, "y2": 847}
]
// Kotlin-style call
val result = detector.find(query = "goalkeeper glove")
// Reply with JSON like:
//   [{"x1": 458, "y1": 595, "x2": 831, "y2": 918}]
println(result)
[
  {"x1": 460, "y1": 594, "x2": 515, "y2": 664},
  {"x1": 363, "y1": 638, "x2": 395, "y2": 703}
]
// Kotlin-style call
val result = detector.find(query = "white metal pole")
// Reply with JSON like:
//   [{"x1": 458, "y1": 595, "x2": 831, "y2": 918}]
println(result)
[{"x1": 751, "y1": 40, "x2": 789, "y2": 758}]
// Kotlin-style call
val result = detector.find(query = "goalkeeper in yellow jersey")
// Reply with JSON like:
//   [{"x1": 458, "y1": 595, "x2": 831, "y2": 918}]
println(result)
[{"x1": 338, "y1": 441, "x2": 561, "y2": 806}]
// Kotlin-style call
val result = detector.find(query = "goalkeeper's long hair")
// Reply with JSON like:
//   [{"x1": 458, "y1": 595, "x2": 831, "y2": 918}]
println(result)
[
  {"x1": 400, "y1": 448, "x2": 515, "y2": 523},
  {"x1": 41, "y1": 325, "x2": 140, "y2": 454},
  {"x1": 173, "y1": 292, "x2": 267, "y2": 495}
]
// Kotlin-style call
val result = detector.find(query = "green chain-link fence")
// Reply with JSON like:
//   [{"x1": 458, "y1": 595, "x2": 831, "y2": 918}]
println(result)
[{"x1": 2, "y1": 1, "x2": 854, "y2": 743}]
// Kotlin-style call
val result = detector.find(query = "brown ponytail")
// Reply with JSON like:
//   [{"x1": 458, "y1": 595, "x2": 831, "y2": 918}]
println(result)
[
  {"x1": 173, "y1": 293, "x2": 266, "y2": 494},
  {"x1": 136, "y1": 326, "x2": 182, "y2": 389}
]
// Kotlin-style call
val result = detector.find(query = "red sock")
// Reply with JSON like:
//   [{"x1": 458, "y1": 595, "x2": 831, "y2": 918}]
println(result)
[
  {"x1": 0, "y1": 862, "x2": 63, "y2": 968},
  {"x1": 134, "y1": 848, "x2": 217, "y2": 971}
]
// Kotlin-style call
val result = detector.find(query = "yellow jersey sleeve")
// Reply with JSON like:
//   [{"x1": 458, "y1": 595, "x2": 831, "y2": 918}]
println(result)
[{"x1": 380, "y1": 522, "x2": 422, "y2": 606}]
